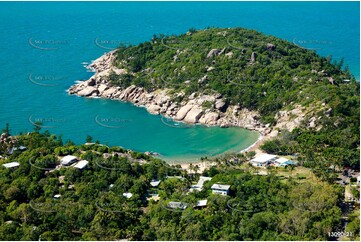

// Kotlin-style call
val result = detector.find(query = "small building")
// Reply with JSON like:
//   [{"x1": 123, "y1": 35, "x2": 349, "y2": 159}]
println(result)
[
  {"x1": 123, "y1": 192, "x2": 133, "y2": 199},
  {"x1": 251, "y1": 154, "x2": 277, "y2": 167},
  {"x1": 74, "y1": 160, "x2": 88, "y2": 170},
  {"x1": 357, "y1": 176, "x2": 360, "y2": 187},
  {"x1": 274, "y1": 157, "x2": 295, "y2": 167},
  {"x1": 60, "y1": 155, "x2": 78, "y2": 166},
  {"x1": 195, "y1": 199, "x2": 207, "y2": 208},
  {"x1": 211, "y1": 184, "x2": 231, "y2": 195},
  {"x1": 53, "y1": 194, "x2": 61, "y2": 199},
  {"x1": 8, "y1": 146, "x2": 27, "y2": 155},
  {"x1": 167, "y1": 201, "x2": 188, "y2": 210},
  {"x1": 2, "y1": 161, "x2": 20, "y2": 168},
  {"x1": 150, "y1": 180, "x2": 161, "y2": 187},
  {"x1": 189, "y1": 176, "x2": 212, "y2": 192}
]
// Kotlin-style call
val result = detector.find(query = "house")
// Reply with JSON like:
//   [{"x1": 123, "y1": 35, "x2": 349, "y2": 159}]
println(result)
[
  {"x1": 195, "y1": 199, "x2": 207, "y2": 208},
  {"x1": 274, "y1": 157, "x2": 295, "y2": 167},
  {"x1": 60, "y1": 155, "x2": 77, "y2": 166},
  {"x1": 123, "y1": 192, "x2": 133, "y2": 199},
  {"x1": 167, "y1": 202, "x2": 188, "y2": 210},
  {"x1": 53, "y1": 194, "x2": 61, "y2": 199},
  {"x1": 189, "y1": 176, "x2": 212, "y2": 192},
  {"x1": 2, "y1": 161, "x2": 20, "y2": 168},
  {"x1": 150, "y1": 180, "x2": 161, "y2": 187},
  {"x1": 251, "y1": 154, "x2": 277, "y2": 167},
  {"x1": 8, "y1": 146, "x2": 27, "y2": 155},
  {"x1": 74, "y1": 160, "x2": 88, "y2": 170},
  {"x1": 211, "y1": 184, "x2": 231, "y2": 195}
]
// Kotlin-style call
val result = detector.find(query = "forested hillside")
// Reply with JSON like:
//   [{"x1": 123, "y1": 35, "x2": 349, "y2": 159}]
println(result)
[{"x1": 0, "y1": 129, "x2": 355, "y2": 240}]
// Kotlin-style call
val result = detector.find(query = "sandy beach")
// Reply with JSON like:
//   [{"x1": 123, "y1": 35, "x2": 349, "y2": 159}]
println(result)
[{"x1": 177, "y1": 131, "x2": 273, "y2": 174}]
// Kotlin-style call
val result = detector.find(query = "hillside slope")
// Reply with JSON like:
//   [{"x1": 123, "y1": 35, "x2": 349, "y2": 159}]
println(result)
[{"x1": 68, "y1": 27, "x2": 359, "y2": 167}]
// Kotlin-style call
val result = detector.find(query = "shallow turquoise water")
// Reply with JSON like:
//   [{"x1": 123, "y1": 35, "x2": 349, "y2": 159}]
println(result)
[{"x1": 0, "y1": 1, "x2": 359, "y2": 162}]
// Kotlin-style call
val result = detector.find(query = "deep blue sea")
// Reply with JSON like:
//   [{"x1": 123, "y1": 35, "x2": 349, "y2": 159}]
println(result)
[{"x1": 0, "y1": 1, "x2": 359, "y2": 162}]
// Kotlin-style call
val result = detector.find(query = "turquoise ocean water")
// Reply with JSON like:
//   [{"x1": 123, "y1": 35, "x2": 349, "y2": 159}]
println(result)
[{"x1": 0, "y1": 1, "x2": 359, "y2": 162}]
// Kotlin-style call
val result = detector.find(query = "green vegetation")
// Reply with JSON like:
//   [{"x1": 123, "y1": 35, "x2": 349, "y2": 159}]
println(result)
[
  {"x1": 108, "y1": 27, "x2": 359, "y2": 170},
  {"x1": 0, "y1": 129, "x2": 348, "y2": 240}
]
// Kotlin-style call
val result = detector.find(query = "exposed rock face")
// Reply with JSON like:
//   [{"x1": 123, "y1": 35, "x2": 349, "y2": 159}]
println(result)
[
  {"x1": 69, "y1": 51, "x2": 324, "y2": 137},
  {"x1": 200, "y1": 112, "x2": 219, "y2": 125},
  {"x1": 266, "y1": 43, "x2": 276, "y2": 50},
  {"x1": 175, "y1": 105, "x2": 193, "y2": 121},
  {"x1": 183, "y1": 106, "x2": 203, "y2": 123},
  {"x1": 215, "y1": 99, "x2": 227, "y2": 111},
  {"x1": 77, "y1": 86, "x2": 99, "y2": 97},
  {"x1": 250, "y1": 52, "x2": 257, "y2": 62},
  {"x1": 146, "y1": 104, "x2": 161, "y2": 115},
  {"x1": 274, "y1": 106, "x2": 305, "y2": 132},
  {"x1": 206, "y1": 48, "x2": 225, "y2": 58}
]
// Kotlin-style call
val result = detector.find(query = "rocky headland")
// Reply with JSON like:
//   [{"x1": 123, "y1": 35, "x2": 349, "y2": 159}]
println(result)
[{"x1": 68, "y1": 50, "x2": 327, "y2": 141}]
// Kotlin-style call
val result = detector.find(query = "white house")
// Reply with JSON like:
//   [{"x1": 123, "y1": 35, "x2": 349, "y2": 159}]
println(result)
[
  {"x1": 251, "y1": 154, "x2": 277, "y2": 167},
  {"x1": 74, "y1": 160, "x2": 89, "y2": 170},
  {"x1": 150, "y1": 180, "x2": 161, "y2": 187},
  {"x1": 274, "y1": 157, "x2": 289, "y2": 167},
  {"x1": 2, "y1": 161, "x2": 20, "y2": 168},
  {"x1": 195, "y1": 199, "x2": 208, "y2": 208},
  {"x1": 60, "y1": 155, "x2": 77, "y2": 166},
  {"x1": 189, "y1": 176, "x2": 212, "y2": 192},
  {"x1": 211, "y1": 184, "x2": 231, "y2": 195},
  {"x1": 123, "y1": 192, "x2": 133, "y2": 199}
]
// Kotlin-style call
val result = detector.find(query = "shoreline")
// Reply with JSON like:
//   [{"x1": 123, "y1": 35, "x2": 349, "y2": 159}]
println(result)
[
  {"x1": 167, "y1": 131, "x2": 269, "y2": 174},
  {"x1": 66, "y1": 50, "x2": 306, "y2": 172},
  {"x1": 68, "y1": 51, "x2": 273, "y2": 136}
]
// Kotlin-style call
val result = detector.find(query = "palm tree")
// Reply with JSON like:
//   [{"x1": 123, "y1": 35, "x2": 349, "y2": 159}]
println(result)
[{"x1": 194, "y1": 165, "x2": 200, "y2": 174}]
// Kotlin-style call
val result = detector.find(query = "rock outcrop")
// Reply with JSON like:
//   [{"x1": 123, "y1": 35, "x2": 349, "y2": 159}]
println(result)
[{"x1": 69, "y1": 50, "x2": 322, "y2": 137}]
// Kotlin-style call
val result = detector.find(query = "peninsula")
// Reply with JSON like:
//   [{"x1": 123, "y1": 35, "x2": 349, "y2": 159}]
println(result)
[{"x1": 68, "y1": 27, "x2": 359, "y2": 168}]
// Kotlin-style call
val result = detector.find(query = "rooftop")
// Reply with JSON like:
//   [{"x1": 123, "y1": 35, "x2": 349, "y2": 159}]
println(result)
[
  {"x1": 275, "y1": 157, "x2": 289, "y2": 164},
  {"x1": 61, "y1": 155, "x2": 77, "y2": 164},
  {"x1": 123, "y1": 192, "x2": 133, "y2": 199},
  {"x1": 251, "y1": 154, "x2": 277, "y2": 163},
  {"x1": 211, "y1": 184, "x2": 231, "y2": 190},
  {"x1": 195, "y1": 199, "x2": 208, "y2": 207},
  {"x1": 2, "y1": 162, "x2": 20, "y2": 168},
  {"x1": 150, "y1": 180, "x2": 161, "y2": 187},
  {"x1": 74, "y1": 160, "x2": 88, "y2": 169}
]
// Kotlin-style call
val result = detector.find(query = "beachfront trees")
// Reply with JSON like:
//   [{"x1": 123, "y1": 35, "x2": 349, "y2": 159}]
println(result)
[{"x1": 0, "y1": 130, "x2": 349, "y2": 240}]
